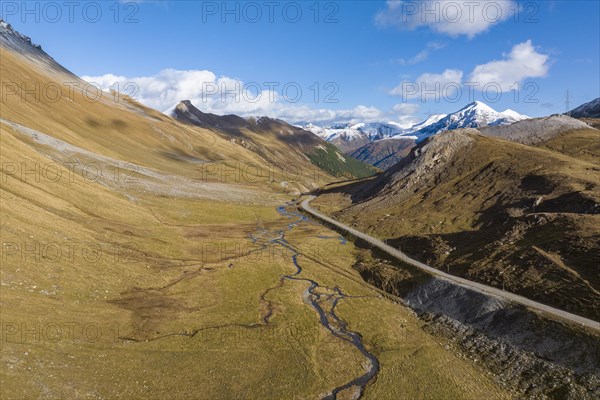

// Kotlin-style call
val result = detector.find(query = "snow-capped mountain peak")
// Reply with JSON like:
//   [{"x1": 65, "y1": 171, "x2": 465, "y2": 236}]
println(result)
[
  {"x1": 468, "y1": 100, "x2": 495, "y2": 111},
  {"x1": 394, "y1": 101, "x2": 530, "y2": 141},
  {"x1": 302, "y1": 121, "x2": 405, "y2": 143},
  {"x1": 406, "y1": 114, "x2": 446, "y2": 132},
  {"x1": 451, "y1": 101, "x2": 504, "y2": 125},
  {"x1": 303, "y1": 101, "x2": 530, "y2": 148},
  {"x1": 501, "y1": 109, "x2": 530, "y2": 120}
]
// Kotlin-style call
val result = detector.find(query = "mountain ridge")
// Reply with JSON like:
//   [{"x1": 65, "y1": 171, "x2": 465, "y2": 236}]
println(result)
[
  {"x1": 303, "y1": 101, "x2": 529, "y2": 153},
  {"x1": 566, "y1": 97, "x2": 600, "y2": 119},
  {"x1": 0, "y1": 19, "x2": 75, "y2": 77},
  {"x1": 170, "y1": 99, "x2": 378, "y2": 180}
]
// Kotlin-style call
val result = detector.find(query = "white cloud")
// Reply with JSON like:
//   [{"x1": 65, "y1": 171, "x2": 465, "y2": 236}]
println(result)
[
  {"x1": 468, "y1": 40, "x2": 549, "y2": 91},
  {"x1": 394, "y1": 41, "x2": 446, "y2": 65},
  {"x1": 279, "y1": 104, "x2": 423, "y2": 126},
  {"x1": 275, "y1": 105, "x2": 386, "y2": 125},
  {"x1": 81, "y1": 69, "x2": 395, "y2": 125},
  {"x1": 390, "y1": 69, "x2": 463, "y2": 101},
  {"x1": 387, "y1": 41, "x2": 549, "y2": 102},
  {"x1": 393, "y1": 103, "x2": 420, "y2": 114},
  {"x1": 83, "y1": 69, "x2": 281, "y2": 116},
  {"x1": 375, "y1": 0, "x2": 518, "y2": 38},
  {"x1": 393, "y1": 105, "x2": 422, "y2": 128}
]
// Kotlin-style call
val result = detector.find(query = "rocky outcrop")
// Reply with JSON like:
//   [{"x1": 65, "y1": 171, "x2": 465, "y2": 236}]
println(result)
[{"x1": 479, "y1": 115, "x2": 594, "y2": 145}]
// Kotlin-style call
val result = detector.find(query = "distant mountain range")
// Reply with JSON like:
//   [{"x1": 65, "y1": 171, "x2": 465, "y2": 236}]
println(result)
[
  {"x1": 302, "y1": 101, "x2": 529, "y2": 153},
  {"x1": 405, "y1": 101, "x2": 530, "y2": 141},
  {"x1": 301, "y1": 121, "x2": 407, "y2": 153},
  {"x1": 303, "y1": 101, "x2": 530, "y2": 168}
]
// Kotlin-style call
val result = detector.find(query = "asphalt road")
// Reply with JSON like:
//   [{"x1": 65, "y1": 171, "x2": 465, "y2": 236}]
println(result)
[{"x1": 301, "y1": 196, "x2": 600, "y2": 333}]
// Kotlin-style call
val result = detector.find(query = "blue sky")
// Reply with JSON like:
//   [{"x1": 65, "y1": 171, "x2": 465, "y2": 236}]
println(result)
[{"x1": 2, "y1": 1, "x2": 599, "y2": 125}]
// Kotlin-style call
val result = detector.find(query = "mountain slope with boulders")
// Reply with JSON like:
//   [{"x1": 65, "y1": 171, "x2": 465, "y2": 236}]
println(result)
[{"x1": 312, "y1": 128, "x2": 600, "y2": 321}]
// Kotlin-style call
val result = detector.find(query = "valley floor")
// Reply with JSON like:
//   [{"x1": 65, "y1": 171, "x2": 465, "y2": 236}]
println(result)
[{"x1": 1, "y1": 183, "x2": 511, "y2": 399}]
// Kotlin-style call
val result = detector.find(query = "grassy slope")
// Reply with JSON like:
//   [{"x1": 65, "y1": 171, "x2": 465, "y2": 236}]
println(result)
[
  {"x1": 1, "y1": 46, "x2": 510, "y2": 399},
  {"x1": 313, "y1": 131, "x2": 600, "y2": 321},
  {"x1": 0, "y1": 50, "x2": 342, "y2": 194},
  {"x1": 537, "y1": 128, "x2": 600, "y2": 164}
]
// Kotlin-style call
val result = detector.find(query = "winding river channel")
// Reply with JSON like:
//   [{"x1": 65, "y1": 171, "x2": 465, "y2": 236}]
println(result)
[{"x1": 269, "y1": 205, "x2": 380, "y2": 400}]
